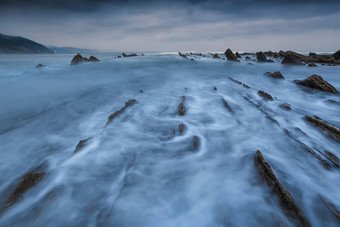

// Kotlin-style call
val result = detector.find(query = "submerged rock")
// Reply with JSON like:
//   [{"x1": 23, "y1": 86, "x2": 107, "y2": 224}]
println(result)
[
  {"x1": 264, "y1": 71, "x2": 284, "y2": 79},
  {"x1": 74, "y1": 137, "x2": 93, "y2": 154},
  {"x1": 178, "y1": 52, "x2": 187, "y2": 58},
  {"x1": 106, "y1": 99, "x2": 137, "y2": 125},
  {"x1": 213, "y1": 86, "x2": 217, "y2": 91},
  {"x1": 1, "y1": 171, "x2": 46, "y2": 214},
  {"x1": 35, "y1": 63, "x2": 46, "y2": 68},
  {"x1": 178, "y1": 96, "x2": 186, "y2": 116},
  {"x1": 122, "y1": 53, "x2": 138, "y2": 57},
  {"x1": 193, "y1": 136, "x2": 199, "y2": 151},
  {"x1": 294, "y1": 75, "x2": 338, "y2": 94},
  {"x1": 222, "y1": 98, "x2": 233, "y2": 113},
  {"x1": 245, "y1": 56, "x2": 251, "y2": 60},
  {"x1": 304, "y1": 115, "x2": 340, "y2": 142},
  {"x1": 279, "y1": 104, "x2": 292, "y2": 111},
  {"x1": 255, "y1": 150, "x2": 310, "y2": 227},
  {"x1": 258, "y1": 90, "x2": 274, "y2": 100},
  {"x1": 179, "y1": 123, "x2": 185, "y2": 134},
  {"x1": 224, "y1": 48, "x2": 239, "y2": 62},
  {"x1": 308, "y1": 63, "x2": 317, "y2": 67}
]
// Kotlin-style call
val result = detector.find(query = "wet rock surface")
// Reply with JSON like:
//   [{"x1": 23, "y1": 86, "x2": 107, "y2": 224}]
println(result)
[
  {"x1": 256, "y1": 52, "x2": 269, "y2": 62},
  {"x1": 282, "y1": 54, "x2": 304, "y2": 65},
  {"x1": 1, "y1": 171, "x2": 46, "y2": 214},
  {"x1": 222, "y1": 98, "x2": 233, "y2": 113},
  {"x1": 122, "y1": 53, "x2": 138, "y2": 57},
  {"x1": 106, "y1": 99, "x2": 137, "y2": 125},
  {"x1": 258, "y1": 90, "x2": 274, "y2": 100},
  {"x1": 71, "y1": 53, "x2": 100, "y2": 64},
  {"x1": 35, "y1": 63, "x2": 45, "y2": 68},
  {"x1": 294, "y1": 75, "x2": 338, "y2": 94},
  {"x1": 74, "y1": 137, "x2": 93, "y2": 153},
  {"x1": 178, "y1": 96, "x2": 186, "y2": 116},
  {"x1": 224, "y1": 48, "x2": 239, "y2": 62},
  {"x1": 255, "y1": 150, "x2": 310, "y2": 227},
  {"x1": 304, "y1": 115, "x2": 340, "y2": 142},
  {"x1": 265, "y1": 71, "x2": 284, "y2": 79}
]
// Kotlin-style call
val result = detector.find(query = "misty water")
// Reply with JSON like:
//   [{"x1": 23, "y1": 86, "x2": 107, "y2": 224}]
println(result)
[{"x1": 0, "y1": 53, "x2": 339, "y2": 226}]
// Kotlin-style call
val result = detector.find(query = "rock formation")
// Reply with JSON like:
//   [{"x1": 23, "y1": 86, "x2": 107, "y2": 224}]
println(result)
[
  {"x1": 294, "y1": 75, "x2": 338, "y2": 94},
  {"x1": 224, "y1": 48, "x2": 239, "y2": 62},
  {"x1": 264, "y1": 71, "x2": 284, "y2": 79}
]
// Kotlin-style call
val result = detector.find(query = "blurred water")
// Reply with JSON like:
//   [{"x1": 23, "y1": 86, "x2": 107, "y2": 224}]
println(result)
[{"x1": 0, "y1": 53, "x2": 339, "y2": 226}]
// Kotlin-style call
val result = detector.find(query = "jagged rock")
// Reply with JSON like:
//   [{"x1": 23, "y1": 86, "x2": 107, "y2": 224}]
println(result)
[
  {"x1": 71, "y1": 53, "x2": 85, "y2": 64},
  {"x1": 122, "y1": 53, "x2": 138, "y2": 57},
  {"x1": 213, "y1": 54, "x2": 220, "y2": 59},
  {"x1": 74, "y1": 137, "x2": 92, "y2": 153},
  {"x1": 179, "y1": 124, "x2": 185, "y2": 134},
  {"x1": 222, "y1": 98, "x2": 233, "y2": 113},
  {"x1": 178, "y1": 52, "x2": 187, "y2": 58},
  {"x1": 282, "y1": 54, "x2": 304, "y2": 65},
  {"x1": 193, "y1": 136, "x2": 199, "y2": 151},
  {"x1": 256, "y1": 52, "x2": 269, "y2": 62},
  {"x1": 264, "y1": 71, "x2": 284, "y2": 79},
  {"x1": 228, "y1": 77, "x2": 242, "y2": 85},
  {"x1": 254, "y1": 150, "x2": 310, "y2": 227},
  {"x1": 35, "y1": 63, "x2": 45, "y2": 68},
  {"x1": 333, "y1": 50, "x2": 340, "y2": 60},
  {"x1": 106, "y1": 99, "x2": 137, "y2": 125},
  {"x1": 89, "y1": 56, "x2": 99, "y2": 62},
  {"x1": 178, "y1": 96, "x2": 186, "y2": 116},
  {"x1": 213, "y1": 86, "x2": 217, "y2": 91},
  {"x1": 294, "y1": 75, "x2": 338, "y2": 94},
  {"x1": 1, "y1": 171, "x2": 46, "y2": 214},
  {"x1": 280, "y1": 104, "x2": 291, "y2": 111},
  {"x1": 258, "y1": 90, "x2": 274, "y2": 100},
  {"x1": 224, "y1": 48, "x2": 239, "y2": 62},
  {"x1": 245, "y1": 56, "x2": 251, "y2": 60},
  {"x1": 308, "y1": 63, "x2": 317, "y2": 67},
  {"x1": 304, "y1": 115, "x2": 340, "y2": 142},
  {"x1": 235, "y1": 52, "x2": 241, "y2": 58}
]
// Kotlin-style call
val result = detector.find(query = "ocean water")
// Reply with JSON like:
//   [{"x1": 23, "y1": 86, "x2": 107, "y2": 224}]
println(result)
[{"x1": 0, "y1": 53, "x2": 339, "y2": 226}]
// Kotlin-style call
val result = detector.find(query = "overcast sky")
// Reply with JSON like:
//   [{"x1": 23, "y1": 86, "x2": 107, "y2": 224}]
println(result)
[{"x1": 0, "y1": 0, "x2": 340, "y2": 52}]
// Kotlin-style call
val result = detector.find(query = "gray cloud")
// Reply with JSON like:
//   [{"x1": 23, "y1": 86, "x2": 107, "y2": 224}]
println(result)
[{"x1": 0, "y1": 0, "x2": 339, "y2": 51}]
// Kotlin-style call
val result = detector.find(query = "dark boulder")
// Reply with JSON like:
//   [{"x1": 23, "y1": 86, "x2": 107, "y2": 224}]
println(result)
[
  {"x1": 294, "y1": 75, "x2": 338, "y2": 94},
  {"x1": 224, "y1": 48, "x2": 239, "y2": 62},
  {"x1": 309, "y1": 52, "x2": 317, "y2": 59},
  {"x1": 71, "y1": 53, "x2": 85, "y2": 64},
  {"x1": 178, "y1": 52, "x2": 187, "y2": 58},
  {"x1": 35, "y1": 63, "x2": 46, "y2": 68},
  {"x1": 308, "y1": 63, "x2": 317, "y2": 67},
  {"x1": 258, "y1": 90, "x2": 274, "y2": 100},
  {"x1": 178, "y1": 96, "x2": 186, "y2": 116},
  {"x1": 235, "y1": 52, "x2": 241, "y2": 58},
  {"x1": 213, "y1": 86, "x2": 217, "y2": 91},
  {"x1": 280, "y1": 104, "x2": 291, "y2": 111},
  {"x1": 245, "y1": 56, "x2": 251, "y2": 60},
  {"x1": 281, "y1": 54, "x2": 304, "y2": 65},
  {"x1": 332, "y1": 50, "x2": 340, "y2": 60},
  {"x1": 89, "y1": 56, "x2": 100, "y2": 62},
  {"x1": 256, "y1": 52, "x2": 269, "y2": 62},
  {"x1": 264, "y1": 71, "x2": 284, "y2": 79}
]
